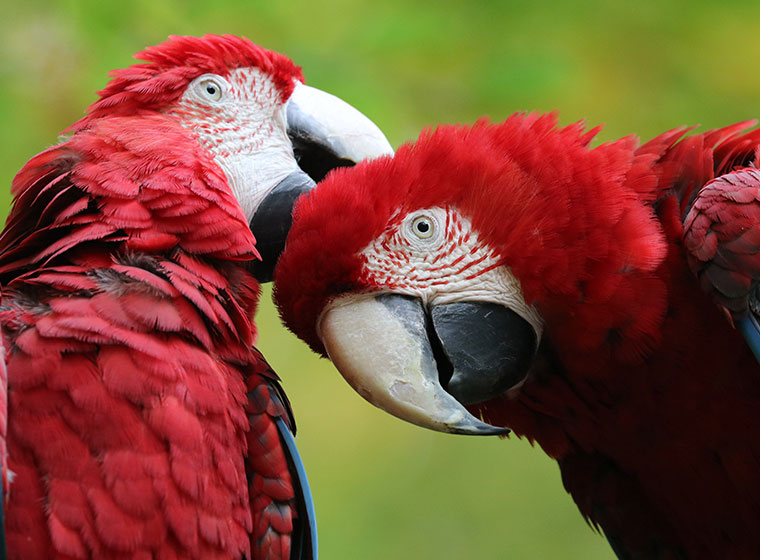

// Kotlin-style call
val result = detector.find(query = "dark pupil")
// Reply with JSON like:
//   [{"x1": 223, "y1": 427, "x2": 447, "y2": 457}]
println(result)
[
  {"x1": 206, "y1": 85, "x2": 217, "y2": 95},
  {"x1": 416, "y1": 221, "x2": 430, "y2": 233}
]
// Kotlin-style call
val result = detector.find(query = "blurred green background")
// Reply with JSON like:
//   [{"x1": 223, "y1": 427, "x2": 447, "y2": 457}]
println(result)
[{"x1": 2, "y1": 1, "x2": 759, "y2": 558}]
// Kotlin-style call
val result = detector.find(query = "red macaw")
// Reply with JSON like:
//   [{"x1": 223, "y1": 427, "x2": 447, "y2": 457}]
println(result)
[
  {"x1": 0, "y1": 34, "x2": 391, "y2": 559},
  {"x1": 274, "y1": 112, "x2": 760, "y2": 559}
]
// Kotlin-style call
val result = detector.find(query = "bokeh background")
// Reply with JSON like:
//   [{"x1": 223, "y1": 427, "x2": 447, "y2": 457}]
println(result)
[{"x1": 2, "y1": 1, "x2": 759, "y2": 558}]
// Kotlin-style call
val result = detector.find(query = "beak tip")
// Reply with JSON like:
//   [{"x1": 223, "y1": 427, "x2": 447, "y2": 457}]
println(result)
[{"x1": 446, "y1": 418, "x2": 511, "y2": 436}]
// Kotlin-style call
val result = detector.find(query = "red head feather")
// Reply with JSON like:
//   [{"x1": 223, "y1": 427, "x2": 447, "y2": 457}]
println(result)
[
  {"x1": 70, "y1": 34, "x2": 304, "y2": 132},
  {"x1": 274, "y1": 112, "x2": 671, "y2": 359}
]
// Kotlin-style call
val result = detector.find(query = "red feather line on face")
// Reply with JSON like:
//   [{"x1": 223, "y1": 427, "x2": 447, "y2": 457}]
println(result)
[{"x1": 70, "y1": 34, "x2": 304, "y2": 134}]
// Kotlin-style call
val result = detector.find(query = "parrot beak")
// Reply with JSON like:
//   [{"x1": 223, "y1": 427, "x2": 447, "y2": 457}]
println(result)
[
  {"x1": 286, "y1": 82, "x2": 394, "y2": 182},
  {"x1": 250, "y1": 170, "x2": 315, "y2": 282},
  {"x1": 429, "y1": 302, "x2": 537, "y2": 405},
  {"x1": 251, "y1": 82, "x2": 393, "y2": 282},
  {"x1": 318, "y1": 293, "x2": 537, "y2": 435}
]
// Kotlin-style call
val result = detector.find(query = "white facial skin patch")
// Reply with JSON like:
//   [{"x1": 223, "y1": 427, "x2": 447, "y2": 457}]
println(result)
[
  {"x1": 360, "y1": 206, "x2": 544, "y2": 340},
  {"x1": 167, "y1": 68, "x2": 298, "y2": 221}
]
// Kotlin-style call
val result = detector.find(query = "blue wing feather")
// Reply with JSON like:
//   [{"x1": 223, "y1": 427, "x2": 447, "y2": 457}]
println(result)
[
  {"x1": 737, "y1": 315, "x2": 760, "y2": 365},
  {"x1": 275, "y1": 415, "x2": 318, "y2": 560}
]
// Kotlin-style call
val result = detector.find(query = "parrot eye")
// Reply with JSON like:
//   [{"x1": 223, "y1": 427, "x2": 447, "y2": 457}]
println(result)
[
  {"x1": 199, "y1": 77, "x2": 224, "y2": 102},
  {"x1": 411, "y1": 215, "x2": 435, "y2": 239},
  {"x1": 402, "y1": 208, "x2": 445, "y2": 245}
]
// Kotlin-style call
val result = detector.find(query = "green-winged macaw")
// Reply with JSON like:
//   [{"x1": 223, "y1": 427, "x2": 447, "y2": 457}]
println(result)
[
  {"x1": 0, "y1": 34, "x2": 392, "y2": 560},
  {"x1": 274, "y1": 112, "x2": 760, "y2": 559}
]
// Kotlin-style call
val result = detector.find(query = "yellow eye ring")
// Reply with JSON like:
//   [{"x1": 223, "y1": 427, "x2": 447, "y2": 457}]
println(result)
[
  {"x1": 199, "y1": 78, "x2": 223, "y2": 102},
  {"x1": 411, "y1": 215, "x2": 434, "y2": 239}
]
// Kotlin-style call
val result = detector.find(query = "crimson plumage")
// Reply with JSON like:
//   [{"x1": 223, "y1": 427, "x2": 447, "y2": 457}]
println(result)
[
  {"x1": 275, "y1": 113, "x2": 760, "y2": 558},
  {"x1": 2, "y1": 118, "x2": 285, "y2": 559}
]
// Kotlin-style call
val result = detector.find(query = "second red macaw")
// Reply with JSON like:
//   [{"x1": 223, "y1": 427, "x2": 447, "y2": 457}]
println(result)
[{"x1": 275, "y1": 113, "x2": 760, "y2": 559}]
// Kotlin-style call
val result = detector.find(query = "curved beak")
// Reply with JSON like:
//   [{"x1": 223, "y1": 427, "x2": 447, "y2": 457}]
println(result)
[
  {"x1": 319, "y1": 293, "x2": 537, "y2": 435},
  {"x1": 286, "y1": 82, "x2": 394, "y2": 182},
  {"x1": 251, "y1": 82, "x2": 394, "y2": 282},
  {"x1": 250, "y1": 170, "x2": 315, "y2": 282}
]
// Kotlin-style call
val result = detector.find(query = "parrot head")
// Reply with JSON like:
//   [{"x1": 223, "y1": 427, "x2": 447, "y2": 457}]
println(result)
[
  {"x1": 274, "y1": 113, "x2": 667, "y2": 435},
  {"x1": 70, "y1": 34, "x2": 393, "y2": 281}
]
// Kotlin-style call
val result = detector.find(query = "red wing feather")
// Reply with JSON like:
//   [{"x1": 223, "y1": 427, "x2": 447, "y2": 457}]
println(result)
[
  {"x1": 684, "y1": 167, "x2": 760, "y2": 316},
  {"x1": 245, "y1": 351, "x2": 300, "y2": 560}
]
